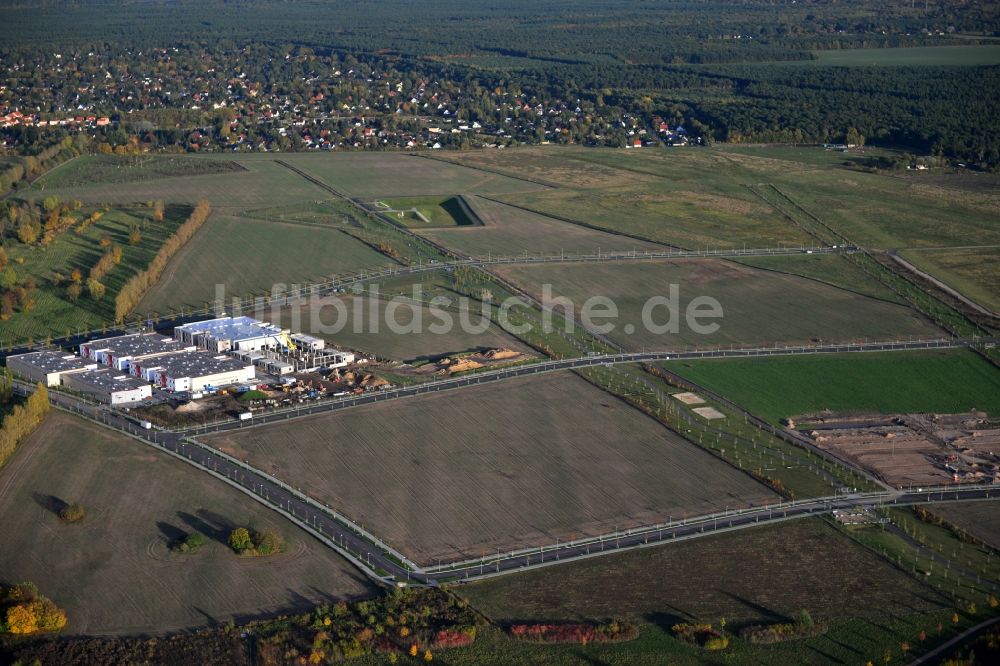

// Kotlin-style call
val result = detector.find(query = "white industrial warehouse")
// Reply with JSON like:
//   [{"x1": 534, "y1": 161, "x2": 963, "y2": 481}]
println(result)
[
  {"x1": 7, "y1": 351, "x2": 97, "y2": 387},
  {"x1": 80, "y1": 332, "x2": 194, "y2": 370},
  {"x1": 62, "y1": 370, "x2": 152, "y2": 405},
  {"x1": 139, "y1": 353, "x2": 254, "y2": 392},
  {"x1": 6, "y1": 315, "x2": 356, "y2": 404}
]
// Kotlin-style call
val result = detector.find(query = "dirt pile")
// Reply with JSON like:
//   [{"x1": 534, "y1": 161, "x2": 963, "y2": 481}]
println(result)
[
  {"x1": 484, "y1": 348, "x2": 519, "y2": 360},
  {"x1": 437, "y1": 357, "x2": 484, "y2": 374}
]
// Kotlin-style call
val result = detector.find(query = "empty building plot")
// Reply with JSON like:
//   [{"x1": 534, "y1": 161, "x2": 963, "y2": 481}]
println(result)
[
  {"x1": 6, "y1": 350, "x2": 98, "y2": 386},
  {"x1": 204, "y1": 371, "x2": 776, "y2": 565}
]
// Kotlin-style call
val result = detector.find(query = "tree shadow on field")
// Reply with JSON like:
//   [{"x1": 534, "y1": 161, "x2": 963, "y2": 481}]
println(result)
[
  {"x1": 32, "y1": 492, "x2": 68, "y2": 517},
  {"x1": 826, "y1": 633, "x2": 864, "y2": 658},
  {"x1": 565, "y1": 651, "x2": 613, "y2": 666},
  {"x1": 306, "y1": 585, "x2": 371, "y2": 606},
  {"x1": 191, "y1": 606, "x2": 221, "y2": 628},
  {"x1": 284, "y1": 588, "x2": 313, "y2": 611},
  {"x1": 177, "y1": 509, "x2": 236, "y2": 545},
  {"x1": 644, "y1": 610, "x2": 689, "y2": 634},
  {"x1": 156, "y1": 521, "x2": 188, "y2": 547},
  {"x1": 719, "y1": 591, "x2": 789, "y2": 627}
]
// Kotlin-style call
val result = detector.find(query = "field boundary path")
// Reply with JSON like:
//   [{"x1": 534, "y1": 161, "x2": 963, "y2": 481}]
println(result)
[
  {"x1": 411, "y1": 153, "x2": 562, "y2": 189},
  {"x1": 889, "y1": 249, "x2": 998, "y2": 319},
  {"x1": 474, "y1": 194, "x2": 682, "y2": 250}
]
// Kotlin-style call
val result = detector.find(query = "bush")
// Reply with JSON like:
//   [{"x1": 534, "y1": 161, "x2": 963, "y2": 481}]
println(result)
[
  {"x1": 254, "y1": 528, "x2": 285, "y2": 556},
  {"x1": 672, "y1": 623, "x2": 729, "y2": 650},
  {"x1": 229, "y1": 527, "x2": 252, "y2": 553},
  {"x1": 509, "y1": 620, "x2": 637, "y2": 644},
  {"x1": 739, "y1": 610, "x2": 828, "y2": 645},
  {"x1": 704, "y1": 636, "x2": 730, "y2": 650},
  {"x1": 173, "y1": 531, "x2": 206, "y2": 554},
  {"x1": 58, "y1": 502, "x2": 85, "y2": 524},
  {"x1": 229, "y1": 526, "x2": 284, "y2": 556}
]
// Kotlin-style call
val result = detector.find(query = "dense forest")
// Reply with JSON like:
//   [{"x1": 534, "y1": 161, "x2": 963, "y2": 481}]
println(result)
[{"x1": 0, "y1": 0, "x2": 998, "y2": 168}]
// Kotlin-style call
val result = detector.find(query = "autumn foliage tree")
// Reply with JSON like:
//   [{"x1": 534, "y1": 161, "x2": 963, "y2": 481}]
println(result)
[
  {"x1": 229, "y1": 527, "x2": 252, "y2": 553},
  {"x1": 0, "y1": 383, "x2": 49, "y2": 470},
  {"x1": 59, "y1": 502, "x2": 86, "y2": 523},
  {"x1": 228, "y1": 525, "x2": 284, "y2": 556},
  {"x1": 86, "y1": 278, "x2": 106, "y2": 302},
  {"x1": 1, "y1": 582, "x2": 67, "y2": 635},
  {"x1": 89, "y1": 246, "x2": 121, "y2": 282},
  {"x1": 115, "y1": 200, "x2": 210, "y2": 321}
]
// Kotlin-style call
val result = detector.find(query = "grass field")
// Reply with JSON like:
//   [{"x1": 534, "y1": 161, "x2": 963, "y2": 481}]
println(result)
[
  {"x1": 29, "y1": 158, "x2": 329, "y2": 210},
  {"x1": 808, "y1": 44, "x2": 1000, "y2": 66},
  {"x1": 494, "y1": 258, "x2": 939, "y2": 350},
  {"x1": 420, "y1": 196, "x2": 663, "y2": 257},
  {"x1": 926, "y1": 501, "x2": 1000, "y2": 550},
  {"x1": 899, "y1": 246, "x2": 1000, "y2": 312},
  {"x1": 0, "y1": 412, "x2": 375, "y2": 635},
  {"x1": 735, "y1": 253, "x2": 903, "y2": 302},
  {"x1": 203, "y1": 371, "x2": 775, "y2": 564},
  {"x1": 444, "y1": 146, "x2": 1000, "y2": 302},
  {"x1": 713, "y1": 144, "x2": 902, "y2": 167},
  {"x1": 773, "y1": 172, "x2": 1000, "y2": 251},
  {"x1": 278, "y1": 152, "x2": 545, "y2": 198},
  {"x1": 269, "y1": 293, "x2": 533, "y2": 362},
  {"x1": 437, "y1": 147, "x2": 654, "y2": 188},
  {"x1": 671, "y1": 349, "x2": 1000, "y2": 423},
  {"x1": 378, "y1": 195, "x2": 478, "y2": 228},
  {"x1": 489, "y1": 150, "x2": 813, "y2": 249},
  {"x1": 0, "y1": 203, "x2": 188, "y2": 343},
  {"x1": 135, "y1": 217, "x2": 393, "y2": 315},
  {"x1": 33, "y1": 155, "x2": 246, "y2": 189}
]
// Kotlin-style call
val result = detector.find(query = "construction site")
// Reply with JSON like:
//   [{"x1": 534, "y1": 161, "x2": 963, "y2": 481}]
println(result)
[
  {"x1": 795, "y1": 412, "x2": 1000, "y2": 489},
  {"x1": 6, "y1": 315, "x2": 364, "y2": 409}
]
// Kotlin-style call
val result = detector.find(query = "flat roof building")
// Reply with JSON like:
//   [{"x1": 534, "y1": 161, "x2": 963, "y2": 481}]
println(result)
[
  {"x1": 174, "y1": 316, "x2": 285, "y2": 353},
  {"x1": 143, "y1": 351, "x2": 254, "y2": 392},
  {"x1": 6, "y1": 351, "x2": 98, "y2": 387},
  {"x1": 62, "y1": 370, "x2": 152, "y2": 405},
  {"x1": 290, "y1": 333, "x2": 325, "y2": 351},
  {"x1": 81, "y1": 332, "x2": 194, "y2": 371}
]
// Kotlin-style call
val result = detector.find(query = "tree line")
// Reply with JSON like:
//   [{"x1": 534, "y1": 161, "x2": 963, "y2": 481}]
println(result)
[
  {"x1": 0, "y1": 135, "x2": 90, "y2": 195},
  {"x1": 0, "y1": 380, "x2": 50, "y2": 471},
  {"x1": 114, "y1": 199, "x2": 210, "y2": 322}
]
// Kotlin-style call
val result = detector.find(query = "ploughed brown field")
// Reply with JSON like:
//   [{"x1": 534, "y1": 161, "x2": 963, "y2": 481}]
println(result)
[
  {"x1": 203, "y1": 371, "x2": 776, "y2": 565},
  {"x1": 0, "y1": 412, "x2": 375, "y2": 635},
  {"x1": 927, "y1": 501, "x2": 1000, "y2": 550},
  {"x1": 459, "y1": 518, "x2": 948, "y2": 625}
]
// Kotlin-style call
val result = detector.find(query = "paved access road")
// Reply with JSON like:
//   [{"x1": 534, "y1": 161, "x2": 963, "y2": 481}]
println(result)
[{"x1": 173, "y1": 336, "x2": 978, "y2": 436}]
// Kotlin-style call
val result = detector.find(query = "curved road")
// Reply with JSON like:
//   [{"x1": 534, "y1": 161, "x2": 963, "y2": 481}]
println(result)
[{"x1": 16, "y1": 337, "x2": 998, "y2": 588}]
